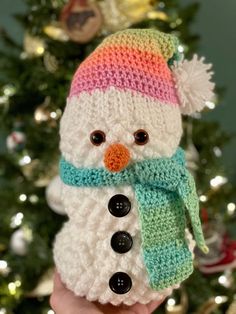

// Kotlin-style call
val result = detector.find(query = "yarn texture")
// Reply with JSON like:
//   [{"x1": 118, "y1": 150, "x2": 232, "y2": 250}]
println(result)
[
  {"x1": 172, "y1": 54, "x2": 215, "y2": 114},
  {"x1": 69, "y1": 29, "x2": 181, "y2": 104},
  {"x1": 59, "y1": 147, "x2": 207, "y2": 290},
  {"x1": 54, "y1": 28, "x2": 213, "y2": 305},
  {"x1": 54, "y1": 185, "x2": 192, "y2": 305}
]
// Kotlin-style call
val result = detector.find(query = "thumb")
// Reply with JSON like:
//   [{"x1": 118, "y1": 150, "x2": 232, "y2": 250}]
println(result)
[{"x1": 50, "y1": 270, "x2": 102, "y2": 314}]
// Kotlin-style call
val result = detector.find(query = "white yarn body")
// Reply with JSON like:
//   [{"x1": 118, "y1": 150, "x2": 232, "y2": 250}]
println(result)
[
  {"x1": 55, "y1": 87, "x2": 196, "y2": 305},
  {"x1": 54, "y1": 183, "x2": 195, "y2": 305},
  {"x1": 60, "y1": 88, "x2": 183, "y2": 168}
]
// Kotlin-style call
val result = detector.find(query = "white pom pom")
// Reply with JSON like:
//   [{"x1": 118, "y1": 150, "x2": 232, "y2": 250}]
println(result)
[{"x1": 172, "y1": 54, "x2": 215, "y2": 115}]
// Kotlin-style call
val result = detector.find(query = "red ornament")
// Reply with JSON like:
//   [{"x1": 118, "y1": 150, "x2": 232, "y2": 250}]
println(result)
[{"x1": 201, "y1": 207, "x2": 209, "y2": 225}]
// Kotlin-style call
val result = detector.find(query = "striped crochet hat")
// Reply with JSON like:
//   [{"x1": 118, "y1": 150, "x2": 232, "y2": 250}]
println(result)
[
  {"x1": 69, "y1": 29, "x2": 181, "y2": 106},
  {"x1": 60, "y1": 29, "x2": 214, "y2": 169},
  {"x1": 69, "y1": 28, "x2": 214, "y2": 115}
]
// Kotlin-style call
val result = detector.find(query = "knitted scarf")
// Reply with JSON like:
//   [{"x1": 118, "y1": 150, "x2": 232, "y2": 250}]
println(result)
[{"x1": 59, "y1": 147, "x2": 208, "y2": 290}]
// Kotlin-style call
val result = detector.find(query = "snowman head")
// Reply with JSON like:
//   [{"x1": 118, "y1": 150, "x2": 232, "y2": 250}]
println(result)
[{"x1": 60, "y1": 29, "x2": 214, "y2": 172}]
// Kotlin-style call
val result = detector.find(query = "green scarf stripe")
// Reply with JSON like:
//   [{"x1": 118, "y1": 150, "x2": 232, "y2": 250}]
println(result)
[
  {"x1": 59, "y1": 147, "x2": 207, "y2": 290},
  {"x1": 178, "y1": 173, "x2": 209, "y2": 253},
  {"x1": 135, "y1": 185, "x2": 185, "y2": 248}
]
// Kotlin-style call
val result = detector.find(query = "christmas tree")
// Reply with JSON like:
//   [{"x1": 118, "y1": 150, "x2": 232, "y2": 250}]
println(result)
[{"x1": 0, "y1": 1, "x2": 236, "y2": 313}]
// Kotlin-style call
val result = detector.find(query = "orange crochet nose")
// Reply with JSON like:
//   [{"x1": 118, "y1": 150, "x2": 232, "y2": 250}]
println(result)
[{"x1": 104, "y1": 143, "x2": 130, "y2": 172}]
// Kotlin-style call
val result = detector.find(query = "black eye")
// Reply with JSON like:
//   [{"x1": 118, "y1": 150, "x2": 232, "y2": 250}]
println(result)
[
  {"x1": 90, "y1": 130, "x2": 106, "y2": 146},
  {"x1": 134, "y1": 129, "x2": 149, "y2": 145}
]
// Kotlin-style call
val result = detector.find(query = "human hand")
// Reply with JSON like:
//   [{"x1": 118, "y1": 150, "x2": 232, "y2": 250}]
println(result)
[{"x1": 50, "y1": 271, "x2": 165, "y2": 314}]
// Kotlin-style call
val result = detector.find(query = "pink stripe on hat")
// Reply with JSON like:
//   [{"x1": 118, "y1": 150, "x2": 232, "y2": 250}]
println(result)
[{"x1": 69, "y1": 64, "x2": 179, "y2": 104}]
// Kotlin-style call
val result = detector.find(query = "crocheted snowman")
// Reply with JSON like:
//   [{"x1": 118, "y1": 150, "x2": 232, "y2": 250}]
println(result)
[{"x1": 53, "y1": 29, "x2": 214, "y2": 306}]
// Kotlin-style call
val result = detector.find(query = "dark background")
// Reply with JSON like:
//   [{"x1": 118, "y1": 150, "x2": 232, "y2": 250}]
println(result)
[{"x1": 1, "y1": 0, "x2": 235, "y2": 180}]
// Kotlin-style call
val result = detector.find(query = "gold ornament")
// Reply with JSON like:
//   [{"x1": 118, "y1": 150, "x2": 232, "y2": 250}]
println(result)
[
  {"x1": 43, "y1": 23, "x2": 69, "y2": 42},
  {"x1": 227, "y1": 300, "x2": 236, "y2": 314},
  {"x1": 27, "y1": 268, "x2": 54, "y2": 297},
  {"x1": 21, "y1": 159, "x2": 59, "y2": 187},
  {"x1": 165, "y1": 289, "x2": 188, "y2": 314},
  {"x1": 23, "y1": 33, "x2": 45, "y2": 57},
  {"x1": 34, "y1": 97, "x2": 61, "y2": 126},
  {"x1": 197, "y1": 296, "x2": 228, "y2": 314},
  {"x1": 99, "y1": 0, "x2": 154, "y2": 32},
  {"x1": 34, "y1": 97, "x2": 52, "y2": 123},
  {"x1": 118, "y1": 0, "x2": 153, "y2": 21},
  {"x1": 147, "y1": 10, "x2": 168, "y2": 21},
  {"x1": 21, "y1": 159, "x2": 39, "y2": 181},
  {"x1": 99, "y1": 0, "x2": 131, "y2": 32},
  {"x1": 44, "y1": 52, "x2": 59, "y2": 73}
]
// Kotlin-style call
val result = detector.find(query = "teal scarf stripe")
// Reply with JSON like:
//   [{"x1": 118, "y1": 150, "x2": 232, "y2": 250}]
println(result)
[
  {"x1": 59, "y1": 148, "x2": 186, "y2": 191},
  {"x1": 143, "y1": 242, "x2": 193, "y2": 290},
  {"x1": 59, "y1": 148, "x2": 184, "y2": 189},
  {"x1": 60, "y1": 157, "x2": 136, "y2": 187},
  {"x1": 59, "y1": 147, "x2": 208, "y2": 290}
]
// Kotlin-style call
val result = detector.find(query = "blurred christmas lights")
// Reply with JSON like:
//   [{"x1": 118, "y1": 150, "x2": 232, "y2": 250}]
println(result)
[
  {"x1": 214, "y1": 296, "x2": 228, "y2": 304},
  {"x1": 0, "y1": 95, "x2": 8, "y2": 104},
  {"x1": 7, "y1": 280, "x2": 22, "y2": 295},
  {"x1": 205, "y1": 101, "x2": 216, "y2": 109},
  {"x1": 0, "y1": 260, "x2": 7, "y2": 269},
  {"x1": 178, "y1": 45, "x2": 184, "y2": 53},
  {"x1": 19, "y1": 155, "x2": 32, "y2": 166},
  {"x1": 8, "y1": 282, "x2": 17, "y2": 295},
  {"x1": 29, "y1": 194, "x2": 39, "y2": 203},
  {"x1": 218, "y1": 270, "x2": 233, "y2": 288},
  {"x1": 167, "y1": 298, "x2": 176, "y2": 306},
  {"x1": 199, "y1": 195, "x2": 208, "y2": 202},
  {"x1": 227, "y1": 203, "x2": 236, "y2": 215},
  {"x1": 0, "y1": 260, "x2": 10, "y2": 276},
  {"x1": 210, "y1": 175, "x2": 228, "y2": 188},
  {"x1": 19, "y1": 194, "x2": 27, "y2": 202},
  {"x1": 10, "y1": 212, "x2": 24, "y2": 228},
  {"x1": 213, "y1": 146, "x2": 222, "y2": 157},
  {"x1": 3, "y1": 85, "x2": 16, "y2": 97},
  {"x1": 218, "y1": 275, "x2": 227, "y2": 285},
  {"x1": 24, "y1": 33, "x2": 45, "y2": 57}
]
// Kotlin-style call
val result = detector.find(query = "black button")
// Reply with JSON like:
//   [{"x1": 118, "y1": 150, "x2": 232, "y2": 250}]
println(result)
[
  {"x1": 111, "y1": 231, "x2": 133, "y2": 254},
  {"x1": 108, "y1": 194, "x2": 131, "y2": 217},
  {"x1": 109, "y1": 272, "x2": 132, "y2": 294}
]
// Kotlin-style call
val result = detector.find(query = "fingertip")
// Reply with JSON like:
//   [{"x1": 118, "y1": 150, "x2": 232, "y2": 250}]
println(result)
[
  {"x1": 53, "y1": 270, "x2": 65, "y2": 291},
  {"x1": 148, "y1": 297, "x2": 166, "y2": 312}
]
